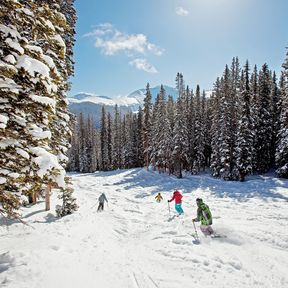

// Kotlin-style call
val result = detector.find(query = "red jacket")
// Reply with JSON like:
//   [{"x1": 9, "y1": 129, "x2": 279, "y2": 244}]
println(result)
[{"x1": 168, "y1": 191, "x2": 183, "y2": 204}]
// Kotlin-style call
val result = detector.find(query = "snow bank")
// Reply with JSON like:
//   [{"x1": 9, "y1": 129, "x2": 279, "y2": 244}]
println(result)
[{"x1": 29, "y1": 147, "x2": 65, "y2": 187}]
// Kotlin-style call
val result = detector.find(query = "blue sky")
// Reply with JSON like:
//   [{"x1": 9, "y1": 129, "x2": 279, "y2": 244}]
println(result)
[{"x1": 70, "y1": 0, "x2": 288, "y2": 97}]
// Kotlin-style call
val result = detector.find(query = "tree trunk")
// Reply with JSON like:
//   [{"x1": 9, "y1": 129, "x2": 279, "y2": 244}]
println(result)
[{"x1": 45, "y1": 183, "x2": 52, "y2": 211}]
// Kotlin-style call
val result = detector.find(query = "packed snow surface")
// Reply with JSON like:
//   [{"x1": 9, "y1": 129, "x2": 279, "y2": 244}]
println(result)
[{"x1": 1, "y1": 169, "x2": 288, "y2": 288}]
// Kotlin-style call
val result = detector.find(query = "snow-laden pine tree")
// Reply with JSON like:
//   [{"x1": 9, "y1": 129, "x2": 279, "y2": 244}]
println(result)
[
  {"x1": 150, "y1": 85, "x2": 167, "y2": 172},
  {"x1": 67, "y1": 114, "x2": 98, "y2": 173},
  {"x1": 218, "y1": 66, "x2": 233, "y2": 179},
  {"x1": 112, "y1": 104, "x2": 122, "y2": 169},
  {"x1": 204, "y1": 93, "x2": 212, "y2": 168},
  {"x1": 143, "y1": 83, "x2": 152, "y2": 170},
  {"x1": 250, "y1": 65, "x2": 259, "y2": 173},
  {"x1": 175, "y1": 73, "x2": 190, "y2": 171},
  {"x1": 100, "y1": 106, "x2": 109, "y2": 171},
  {"x1": 187, "y1": 88, "x2": 196, "y2": 172},
  {"x1": 136, "y1": 107, "x2": 144, "y2": 167},
  {"x1": 175, "y1": 72, "x2": 185, "y2": 98},
  {"x1": 235, "y1": 61, "x2": 253, "y2": 179},
  {"x1": 122, "y1": 112, "x2": 136, "y2": 169},
  {"x1": 256, "y1": 64, "x2": 272, "y2": 173},
  {"x1": 0, "y1": 0, "x2": 77, "y2": 218},
  {"x1": 210, "y1": 78, "x2": 222, "y2": 177},
  {"x1": 172, "y1": 96, "x2": 189, "y2": 178},
  {"x1": 165, "y1": 95, "x2": 175, "y2": 174},
  {"x1": 67, "y1": 121, "x2": 79, "y2": 171},
  {"x1": 107, "y1": 113, "x2": 112, "y2": 170},
  {"x1": 276, "y1": 50, "x2": 288, "y2": 178},
  {"x1": 78, "y1": 113, "x2": 88, "y2": 172},
  {"x1": 193, "y1": 85, "x2": 205, "y2": 174},
  {"x1": 270, "y1": 72, "x2": 280, "y2": 167},
  {"x1": 86, "y1": 115, "x2": 97, "y2": 172}
]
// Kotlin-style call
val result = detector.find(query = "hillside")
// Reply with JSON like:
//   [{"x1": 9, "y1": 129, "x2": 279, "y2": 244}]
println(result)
[{"x1": 1, "y1": 169, "x2": 288, "y2": 288}]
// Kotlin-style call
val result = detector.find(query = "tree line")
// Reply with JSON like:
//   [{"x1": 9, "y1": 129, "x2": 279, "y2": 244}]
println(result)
[{"x1": 68, "y1": 54, "x2": 288, "y2": 181}]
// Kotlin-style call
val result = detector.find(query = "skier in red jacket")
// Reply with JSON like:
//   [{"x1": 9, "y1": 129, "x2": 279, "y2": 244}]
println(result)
[{"x1": 168, "y1": 190, "x2": 184, "y2": 215}]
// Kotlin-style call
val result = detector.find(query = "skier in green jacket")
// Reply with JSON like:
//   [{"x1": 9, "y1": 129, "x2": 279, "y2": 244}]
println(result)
[{"x1": 192, "y1": 198, "x2": 214, "y2": 236}]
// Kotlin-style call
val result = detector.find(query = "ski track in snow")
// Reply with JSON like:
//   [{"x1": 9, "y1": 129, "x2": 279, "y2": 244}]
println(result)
[{"x1": 1, "y1": 168, "x2": 288, "y2": 288}]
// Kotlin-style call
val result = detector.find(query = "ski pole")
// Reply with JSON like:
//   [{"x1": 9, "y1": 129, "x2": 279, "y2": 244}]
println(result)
[
  {"x1": 192, "y1": 220, "x2": 199, "y2": 240},
  {"x1": 168, "y1": 201, "x2": 171, "y2": 217},
  {"x1": 91, "y1": 202, "x2": 98, "y2": 209}
]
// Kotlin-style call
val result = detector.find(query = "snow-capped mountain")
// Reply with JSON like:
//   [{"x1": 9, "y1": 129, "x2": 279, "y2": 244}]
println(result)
[
  {"x1": 68, "y1": 85, "x2": 212, "y2": 125},
  {"x1": 126, "y1": 85, "x2": 179, "y2": 103},
  {"x1": 68, "y1": 85, "x2": 178, "y2": 125},
  {"x1": 68, "y1": 93, "x2": 141, "y2": 126}
]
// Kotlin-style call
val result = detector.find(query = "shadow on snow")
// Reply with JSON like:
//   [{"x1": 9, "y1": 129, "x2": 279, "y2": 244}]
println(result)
[{"x1": 92, "y1": 168, "x2": 288, "y2": 202}]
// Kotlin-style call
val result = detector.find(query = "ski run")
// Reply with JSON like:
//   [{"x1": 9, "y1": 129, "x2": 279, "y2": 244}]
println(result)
[{"x1": 1, "y1": 168, "x2": 288, "y2": 288}]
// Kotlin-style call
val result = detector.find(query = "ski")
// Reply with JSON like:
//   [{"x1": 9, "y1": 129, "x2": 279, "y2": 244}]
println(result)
[{"x1": 211, "y1": 234, "x2": 227, "y2": 239}]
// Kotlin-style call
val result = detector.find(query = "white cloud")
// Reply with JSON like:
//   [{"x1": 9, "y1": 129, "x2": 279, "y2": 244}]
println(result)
[
  {"x1": 129, "y1": 58, "x2": 158, "y2": 74},
  {"x1": 85, "y1": 23, "x2": 164, "y2": 56},
  {"x1": 176, "y1": 6, "x2": 189, "y2": 16}
]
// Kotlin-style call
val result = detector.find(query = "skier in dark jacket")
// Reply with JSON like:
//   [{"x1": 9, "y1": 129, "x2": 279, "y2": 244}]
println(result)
[
  {"x1": 192, "y1": 198, "x2": 214, "y2": 236},
  {"x1": 97, "y1": 192, "x2": 108, "y2": 212}
]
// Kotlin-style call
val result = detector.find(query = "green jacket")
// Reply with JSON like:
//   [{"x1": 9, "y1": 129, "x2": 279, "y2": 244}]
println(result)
[{"x1": 196, "y1": 203, "x2": 212, "y2": 225}]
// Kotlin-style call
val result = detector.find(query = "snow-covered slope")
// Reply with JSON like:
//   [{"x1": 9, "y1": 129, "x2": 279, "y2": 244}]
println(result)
[{"x1": 1, "y1": 169, "x2": 287, "y2": 288}]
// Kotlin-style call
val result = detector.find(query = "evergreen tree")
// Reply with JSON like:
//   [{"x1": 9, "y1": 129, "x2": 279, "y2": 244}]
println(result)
[
  {"x1": 235, "y1": 61, "x2": 253, "y2": 179},
  {"x1": 172, "y1": 96, "x2": 189, "y2": 178},
  {"x1": 143, "y1": 83, "x2": 152, "y2": 169},
  {"x1": 270, "y1": 72, "x2": 280, "y2": 167},
  {"x1": 276, "y1": 50, "x2": 288, "y2": 177},
  {"x1": 136, "y1": 107, "x2": 144, "y2": 167},
  {"x1": 250, "y1": 65, "x2": 259, "y2": 173},
  {"x1": 165, "y1": 95, "x2": 175, "y2": 174},
  {"x1": 78, "y1": 113, "x2": 88, "y2": 172},
  {"x1": 193, "y1": 86, "x2": 205, "y2": 173},
  {"x1": 0, "y1": 0, "x2": 77, "y2": 218},
  {"x1": 256, "y1": 64, "x2": 272, "y2": 172},
  {"x1": 67, "y1": 121, "x2": 79, "y2": 171},
  {"x1": 112, "y1": 105, "x2": 122, "y2": 169},
  {"x1": 107, "y1": 113, "x2": 112, "y2": 170},
  {"x1": 121, "y1": 112, "x2": 135, "y2": 169},
  {"x1": 204, "y1": 93, "x2": 212, "y2": 168},
  {"x1": 210, "y1": 78, "x2": 222, "y2": 177},
  {"x1": 100, "y1": 106, "x2": 108, "y2": 170},
  {"x1": 218, "y1": 66, "x2": 233, "y2": 179},
  {"x1": 175, "y1": 72, "x2": 185, "y2": 98},
  {"x1": 187, "y1": 89, "x2": 196, "y2": 172},
  {"x1": 151, "y1": 85, "x2": 167, "y2": 172}
]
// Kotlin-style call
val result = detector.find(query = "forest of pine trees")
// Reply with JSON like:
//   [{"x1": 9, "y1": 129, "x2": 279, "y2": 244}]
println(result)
[
  {"x1": 68, "y1": 54, "x2": 288, "y2": 181},
  {"x1": 0, "y1": 0, "x2": 77, "y2": 218}
]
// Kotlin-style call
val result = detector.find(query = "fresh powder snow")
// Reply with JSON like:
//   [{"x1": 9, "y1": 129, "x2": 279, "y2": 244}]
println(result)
[{"x1": 0, "y1": 169, "x2": 288, "y2": 288}]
